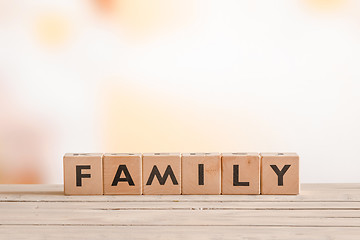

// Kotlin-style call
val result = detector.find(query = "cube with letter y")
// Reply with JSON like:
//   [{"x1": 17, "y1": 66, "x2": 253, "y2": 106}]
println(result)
[
  {"x1": 63, "y1": 153, "x2": 103, "y2": 195},
  {"x1": 260, "y1": 152, "x2": 299, "y2": 195},
  {"x1": 142, "y1": 153, "x2": 181, "y2": 195}
]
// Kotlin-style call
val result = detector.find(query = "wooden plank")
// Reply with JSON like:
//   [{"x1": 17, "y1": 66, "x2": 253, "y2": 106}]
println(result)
[
  {"x1": 0, "y1": 226, "x2": 360, "y2": 240},
  {"x1": 0, "y1": 209, "x2": 360, "y2": 227},
  {"x1": 0, "y1": 184, "x2": 359, "y2": 239},
  {"x1": 1, "y1": 184, "x2": 360, "y2": 202},
  {"x1": 0, "y1": 201, "x2": 359, "y2": 210},
  {"x1": 1, "y1": 207, "x2": 360, "y2": 218}
]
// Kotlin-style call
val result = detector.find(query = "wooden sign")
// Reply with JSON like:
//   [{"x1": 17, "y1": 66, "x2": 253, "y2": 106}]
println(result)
[{"x1": 63, "y1": 152, "x2": 299, "y2": 195}]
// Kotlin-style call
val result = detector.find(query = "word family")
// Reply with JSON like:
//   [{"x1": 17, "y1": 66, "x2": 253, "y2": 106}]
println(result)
[{"x1": 63, "y1": 152, "x2": 299, "y2": 195}]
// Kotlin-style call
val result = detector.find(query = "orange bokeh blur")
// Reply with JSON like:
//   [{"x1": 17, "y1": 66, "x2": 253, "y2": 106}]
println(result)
[{"x1": 0, "y1": 0, "x2": 359, "y2": 183}]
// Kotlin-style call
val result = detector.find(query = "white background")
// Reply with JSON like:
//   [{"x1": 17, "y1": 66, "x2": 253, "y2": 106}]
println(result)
[{"x1": 0, "y1": 0, "x2": 359, "y2": 183}]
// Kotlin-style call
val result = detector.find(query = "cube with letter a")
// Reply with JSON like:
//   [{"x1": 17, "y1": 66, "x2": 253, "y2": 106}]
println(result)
[
  {"x1": 103, "y1": 153, "x2": 142, "y2": 195},
  {"x1": 63, "y1": 153, "x2": 103, "y2": 195},
  {"x1": 260, "y1": 152, "x2": 299, "y2": 195}
]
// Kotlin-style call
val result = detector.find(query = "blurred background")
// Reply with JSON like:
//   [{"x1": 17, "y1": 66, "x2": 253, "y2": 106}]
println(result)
[{"x1": 0, "y1": 0, "x2": 359, "y2": 184}]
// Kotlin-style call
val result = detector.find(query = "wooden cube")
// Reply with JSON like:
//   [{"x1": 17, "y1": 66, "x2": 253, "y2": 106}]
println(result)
[
  {"x1": 63, "y1": 153, "x2": 103, "y2": 195},
  {"x1": 260, "y1": 152, "x2": 299, "y2": 195},
  {"x1": 103, "y1": 153, "x2": 142, "y2": 195},
  {"x1": 142, "y1": 153, "x2": 181, "y2": 195},
  {"x1": 221, "y1": 152, "x2": 260, "y2": 195},
  {"x1": 181, "y1": 153, "x2": 221, "y2": 195}
]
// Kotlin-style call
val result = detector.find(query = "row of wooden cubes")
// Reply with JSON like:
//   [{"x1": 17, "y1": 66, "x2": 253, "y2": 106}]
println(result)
[{"x1": 64, "y1": 152, "x2": 299, "y2": 195}]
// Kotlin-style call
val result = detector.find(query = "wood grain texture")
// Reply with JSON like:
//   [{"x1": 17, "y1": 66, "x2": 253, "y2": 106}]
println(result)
[
  {"x1": 103, "y1": 153, "x2": 142, "y2": 195},
  {"x1": 181, "y1": 153, "x2": 221, "y2": 195},
  {"x1": 142, "y1": 153, "x2": 181, "y2": 195},
  {"x1": 222, "y1": 152, "x2": 260, "y2": 194},
  {"x1": 63, "y1": 153, "x2": 103, "y2": 195},
  {"x1": 1, "y1": 226, "x2": 360, "y2": 240},
  {"x1": 0, "y1": 184, "x2": 359, "y2": 239},
  {"x1": 261, "y1": 152, "x2": 299, "y2": 195}
]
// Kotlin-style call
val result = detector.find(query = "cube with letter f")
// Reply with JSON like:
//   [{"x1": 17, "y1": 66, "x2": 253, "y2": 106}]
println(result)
[{"x1": 63, "y1": 153, "x2": 103, "y2": 195}]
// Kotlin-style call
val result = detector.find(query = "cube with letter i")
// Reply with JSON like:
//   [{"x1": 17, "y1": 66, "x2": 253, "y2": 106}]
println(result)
[
  {"x1": 181, "y1": 153, "x2": 221, "y2": 195},
  {"x1": 63, "y1": 153, "x2": 103, "y2": 195},
  {"x1": 260, "y1": 152, "x2": 299, "y2": 195}
]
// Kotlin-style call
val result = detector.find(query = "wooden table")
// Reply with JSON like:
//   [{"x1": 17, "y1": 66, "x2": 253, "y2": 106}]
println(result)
[{"x1": 0, "y1": 184, "x2": 359, "y2": 239}]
